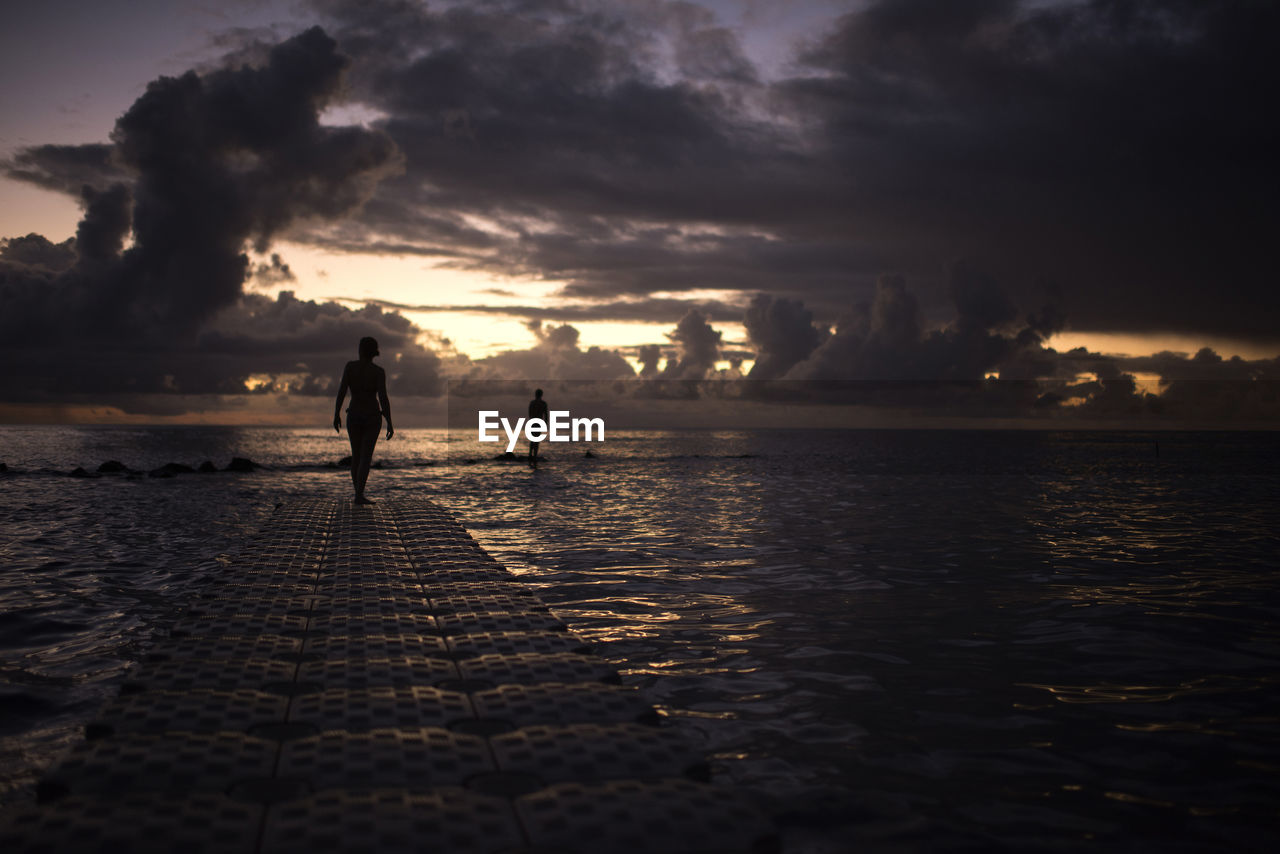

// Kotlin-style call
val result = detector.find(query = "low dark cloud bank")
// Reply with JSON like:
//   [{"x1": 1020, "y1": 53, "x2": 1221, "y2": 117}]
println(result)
[{"x1": 2, "y1": 1, "x2": 1277, "y2": 422}]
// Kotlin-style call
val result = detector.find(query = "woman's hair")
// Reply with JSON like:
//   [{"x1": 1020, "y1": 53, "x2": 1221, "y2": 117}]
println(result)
[{"x1": 358, "y1": 337, "x2": 380, "y2": 359}]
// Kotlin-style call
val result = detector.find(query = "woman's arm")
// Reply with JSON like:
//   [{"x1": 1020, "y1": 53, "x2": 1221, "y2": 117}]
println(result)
[
  {"x1": 333, "y1": 363, "x2": 350, "y2": 431},
  {"x1": 378, "y1": 366, "x2": 393, "y2": 439}
]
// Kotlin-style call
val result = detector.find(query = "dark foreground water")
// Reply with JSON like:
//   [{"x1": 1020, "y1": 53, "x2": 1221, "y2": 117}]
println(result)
[{"x1": 1, "y1": 426, "x2": 1277, "y2": 851}]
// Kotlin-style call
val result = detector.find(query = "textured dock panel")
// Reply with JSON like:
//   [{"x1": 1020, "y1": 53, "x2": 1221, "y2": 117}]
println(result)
[
  {"x1": 150, "y1": 634, "x2": 303, "y2": 660},
  {"x1": 297, "y1": 656, "x2": 459, "y2": 688},
  {"x1": 286, "y1": 686, "x2": 473, "y2": 731},
  {"x1": 0, "y1": 498, "x2": 778, "y2": 853},
  {"x1": 459, "y1": 651, "x2": 622, "y2": 685},
  {"x1": 490, "y1": 723, "x2": 708, "y2": 783},
  {"x1": 89, "y1": 688, "x2": 289, "y2": 735},
  {"x1": 470, "y1": 682, "x2": 659, "y2": 725},
  {"x1": 260, "y1": 789, "x2": 524, "y2": 854},
  {"x1": 446, "y1": 629, "x2": 593, "y2": 658},
  {"x1": 278, "y1": 729, "x2": 494, "y2": 788},
  {"x1": 122, "y1": 657, "x2": 298, "y2": 692},
  {"x1": 0, "y1": 793, "x2": 263, "y2": 853},
  {"x1": 517, "y1": 779, "x2": 772, "y2": 854},
  {"x1": 39, "y1": 733, "x2": 278, "y2": 796},
  {"x1": 303, "y1": 633, "x2": 449, "y2": 658}
]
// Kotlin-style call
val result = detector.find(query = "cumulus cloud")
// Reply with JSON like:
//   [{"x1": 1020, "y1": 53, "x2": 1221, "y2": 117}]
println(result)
[
  {"x1": 528, "y1": 320, "x2": 582, "y2": 352},
  {"x1": 103, "y1": 26, "x2": 400, "y2": 332},
  {"x1": 0, "y1": 27, "x2": 416, "y2": 407},
  {"x1": 250, "y1": 253, "x2": 297, "y2": 289},
  {"x1": 778, "y1": 264, "x2": 1069, "y2": 389},
  {"x1": 637, "y1": 344, "x2": 663, "y2": 378},
  {"x1": 737, "y1": 267, "x2": 1277, "y2": 422},
  {"x1": 473, "y1": 321, "x2": 636, "y2": 381},
  {"x1": 0, "y1": 233, "x2": 76, "y2": 273},
  {"x1": 744, "y1": 294, "x2": 829, "y2": 380},
  {"x1": 661, "y1": 309, "x2": 723, "y2": 379}
]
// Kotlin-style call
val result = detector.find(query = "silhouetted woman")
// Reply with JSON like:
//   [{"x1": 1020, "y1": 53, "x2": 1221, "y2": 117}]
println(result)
[{"x1": 333, "y1": 336, "x2": 393, "y2": 505}]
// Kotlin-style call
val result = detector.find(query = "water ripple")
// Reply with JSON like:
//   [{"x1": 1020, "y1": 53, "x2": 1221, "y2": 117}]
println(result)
[{"x1": 0, "y1": 426, "x2": 1277, "y2": 851}]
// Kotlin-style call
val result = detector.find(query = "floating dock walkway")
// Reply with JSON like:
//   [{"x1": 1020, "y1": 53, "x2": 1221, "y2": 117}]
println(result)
[{"x1": 2, "y1": 499, "x2": 777, "y2": 853}]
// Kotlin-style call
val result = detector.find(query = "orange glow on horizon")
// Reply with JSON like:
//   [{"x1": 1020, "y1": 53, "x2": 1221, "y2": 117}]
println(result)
[{"x1": 1048, "y1": 331, "x2": 1277, "y2": 362}]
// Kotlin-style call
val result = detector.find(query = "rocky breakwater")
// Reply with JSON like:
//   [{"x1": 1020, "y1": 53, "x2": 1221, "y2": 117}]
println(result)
[{"x1": 66, "y1": 458, "x2": 266, "y2": 479}]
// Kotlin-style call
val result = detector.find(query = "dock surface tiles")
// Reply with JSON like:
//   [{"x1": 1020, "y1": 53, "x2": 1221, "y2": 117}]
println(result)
[{"x1": 2, "y1": 498, "x2": 778, "y2": 854}]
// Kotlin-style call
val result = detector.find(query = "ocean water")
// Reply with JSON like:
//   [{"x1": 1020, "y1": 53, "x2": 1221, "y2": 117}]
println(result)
[{"x1": 0, "y1": 425, "x2": 1278, "y2": 851}]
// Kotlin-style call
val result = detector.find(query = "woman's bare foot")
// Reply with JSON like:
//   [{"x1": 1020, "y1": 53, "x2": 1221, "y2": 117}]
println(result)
[{"x1": 355, "y1": 496, "x2": 375, "y2": 505}]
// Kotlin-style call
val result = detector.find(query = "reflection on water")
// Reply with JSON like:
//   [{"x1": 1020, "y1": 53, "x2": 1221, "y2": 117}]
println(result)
[{"x1": 0, "y1": 426, "x2": 1278, "y2": 851}]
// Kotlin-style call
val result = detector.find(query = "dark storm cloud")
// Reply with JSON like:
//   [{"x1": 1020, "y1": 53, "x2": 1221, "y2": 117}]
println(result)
[
  {"x1": 665, "y1": 0, "x2": 758, "y2": 84},
  {"x1": 24, "y1": 0, "x2": 1269, "y2": 343},
  {"x1": 4, "y1": 143, "x2": 129, "y2": 194},
  {"x1": 0, "y1": 27, "x2": 428, "y2": 406},
  {"x1": 280, "y1": 0, "x2": 857, "y2": 302},
  {"x1": 350, "y1": 295, "x2": 745, "y2": 324},
  {"x1": 265, "y1": 0, "x2": 1280, "y2": 344},
  {"x1": 105, "y1": 26, "x2": 401, "y2": 329},
  {"x1": 782, "y1": 0, "x2": 1280, "y2": 339},
  {"x1": 74, "y1": 184, "x2": 132, "y2": 265},
  {"x1": 4, "y1": 3, "x2": 1277, "y2": 423},
  {"x1": 532, "y1": 231, "x2": 874, "y2": 303}
]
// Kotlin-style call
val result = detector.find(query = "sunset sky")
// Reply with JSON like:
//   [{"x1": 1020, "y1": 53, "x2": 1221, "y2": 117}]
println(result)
[{"x1": 2, "y1": 0, "x2": 1277, "y2": 425}]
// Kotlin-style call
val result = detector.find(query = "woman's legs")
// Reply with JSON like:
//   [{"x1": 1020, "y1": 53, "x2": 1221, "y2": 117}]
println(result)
[
  {"x1": 346, "y1": 414, "x2": 381, "y2": 502},
  {"x1": 355, "y1": 422, "x2": 378, "y2": 499},
  {"x1": 347, "y1": 422, "x2": 363, "y2": 494}
]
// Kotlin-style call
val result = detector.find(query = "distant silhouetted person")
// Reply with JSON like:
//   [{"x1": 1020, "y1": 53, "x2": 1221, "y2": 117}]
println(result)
[
  {"x1": 334, "y1": 336, "x2": 393, "y2": 504},
  {"x1": 528, "y1": 388, "x2": 549, "y2": 466}
]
